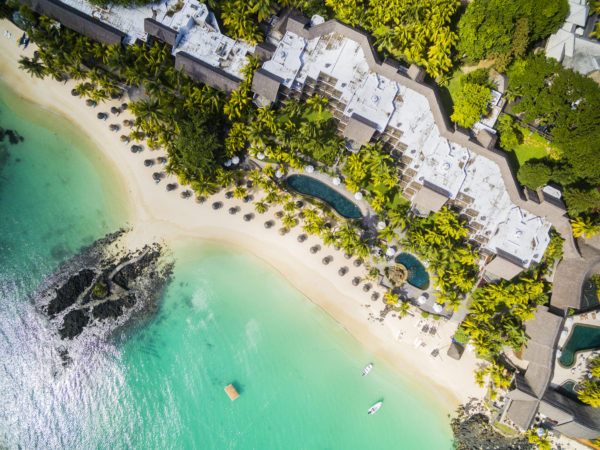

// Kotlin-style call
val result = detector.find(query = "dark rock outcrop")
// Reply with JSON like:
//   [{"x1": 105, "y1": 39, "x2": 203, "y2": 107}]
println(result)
[
  {"x1": 59, "y1": 309, "x2": 89, "y2": 339},
  {"x1": 46, "y1": 269, "x2": 95, "y2": 317}
]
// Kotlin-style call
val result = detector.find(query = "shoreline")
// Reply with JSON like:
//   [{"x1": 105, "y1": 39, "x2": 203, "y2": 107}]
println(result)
[{"x1": 0, "y1": 18, "x2": 484, "y2": 416}]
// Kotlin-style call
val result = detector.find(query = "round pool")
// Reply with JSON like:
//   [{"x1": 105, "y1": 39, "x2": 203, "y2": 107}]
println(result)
[{"x1": 394, "y1": 252, "x2": 429, "y2": 290}]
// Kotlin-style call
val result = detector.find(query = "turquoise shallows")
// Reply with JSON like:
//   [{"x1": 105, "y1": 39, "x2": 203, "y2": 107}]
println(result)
[
  {"x1": 0, "y1": 81, "x2": 452, "y2": 449},
  {"x1": 395, "y1": 252, "x2": 430, "y2": 290},
  {"x1": 559, "y1": 324, "x2": 600, "y2": 368},
  {"x1": 285, "y1": 174, "x2": 363, "y2": 219}
]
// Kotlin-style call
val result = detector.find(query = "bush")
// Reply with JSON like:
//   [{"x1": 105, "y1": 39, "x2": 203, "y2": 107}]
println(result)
[
  {"x1": 517, "y1": 160, "x2": 552, "y2": 189},
  {"x1": 564, "y1": 187, "x2": 600, "y2": 216},
  {"x1": 91, "y1": 281, "x2": 109, "y2": 299}
]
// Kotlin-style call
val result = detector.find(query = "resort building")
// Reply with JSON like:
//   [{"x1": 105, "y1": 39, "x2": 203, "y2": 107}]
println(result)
[
  {"x1": 545, "y1": 0, "x2": 600, "y2": 77},
  {"x1": 17, "y1": 0, "x2": 578, "y2": 280},
  {"x1": 502, "y1": 306, "x2": 600, "y2": 440},
  {"x1": 252, "y1": 12, "x2": 561, "y2": 280}
]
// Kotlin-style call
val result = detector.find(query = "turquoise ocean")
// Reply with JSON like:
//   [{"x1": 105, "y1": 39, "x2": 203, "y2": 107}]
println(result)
[{"x1": 0, "y1": 79, "x2": 453, "y2": 449}]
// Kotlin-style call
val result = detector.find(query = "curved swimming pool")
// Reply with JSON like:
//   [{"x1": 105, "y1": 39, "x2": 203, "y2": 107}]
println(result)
[
  {"x1": 559, "y1": 324, "x2": 600, "y2": 367},
  {"x1": 395, "y1": 252, "x2": 430, "y2": 290},
  {"x1": 285, "y1": 175, "x2": 362, "y2": 219}
]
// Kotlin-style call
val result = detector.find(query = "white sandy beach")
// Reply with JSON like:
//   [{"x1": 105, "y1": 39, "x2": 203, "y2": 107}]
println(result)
[{"x1": 0, "y1": 19, "x2": 485, "y2": 413}]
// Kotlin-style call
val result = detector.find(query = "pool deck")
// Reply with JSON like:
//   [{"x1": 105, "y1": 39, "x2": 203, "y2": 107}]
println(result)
[{"x1": 551, "y1": 313, "x2": 600, "y2": 388}]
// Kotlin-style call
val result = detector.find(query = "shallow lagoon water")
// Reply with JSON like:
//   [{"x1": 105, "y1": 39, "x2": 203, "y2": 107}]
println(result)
[{"x1": 0, "y1": 80, "x2": 453, "y2": 449}]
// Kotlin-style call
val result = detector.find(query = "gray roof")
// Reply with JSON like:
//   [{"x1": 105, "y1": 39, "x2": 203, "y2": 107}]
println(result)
[
  {"x1": 343, "y1": 113, "x2": 376, "y2": 147},
  {"x1": 175, "y1": 52, "x2": 240, "y2": 93},
  {"x1": 251, "y1": 68, "x2": 283, "y2": 103},
  {"x1": 542, "y1": 389, "x2": 600, "y2": 440},
  {"x1": 412, "y1": 185, "x2": 448, "y2": 215},
  {"x1": 485, "y1": 255, "x2": 524, "y2": 280},
  {"x1": 505, "y1": 399, "x2": 539, "y2": 430},
  {"x1": 551, "y1": 242, "x2": 600, "y2": 311},
  {"x1": 21, "y1": 0, "x2": 125, "y2": 45},
  {"x1": 255, "y1": 42, "x2": 277, "y2": 62},
  {"x1": 446, "y1": 342, "x2": 464, "y2": 360},
  {"x1": 476, "y1": 129, "x2": 497, "y2": 150},
  {"x1": 144, "y1": 18, "x2": 178, "y2": 47}
]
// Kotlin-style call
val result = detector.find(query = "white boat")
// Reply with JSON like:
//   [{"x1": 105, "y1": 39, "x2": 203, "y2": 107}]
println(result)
[
  {"x1": 362, "y1": 363, "x2": 373, "y2": 376},
  {"x1": 368, "y1": 401, "x2": 383, "y2": 415}
]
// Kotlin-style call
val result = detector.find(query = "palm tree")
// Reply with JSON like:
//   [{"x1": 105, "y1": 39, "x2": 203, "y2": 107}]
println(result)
[
  {"x1": 383, "y1": 291, "x2": 399, "y2": 306},
  {"x1": 282, "y1": 213, "x2": 298, "y2": 229},
  {"x1": 254, "y1": 200, "x2": 269, "y2": 214},
  {"x1": 18, "y1": 56, "x2": 47, "y2": 79},
  {"x1": 571, "y1": 216, "x2": 600, "y2": 238}
]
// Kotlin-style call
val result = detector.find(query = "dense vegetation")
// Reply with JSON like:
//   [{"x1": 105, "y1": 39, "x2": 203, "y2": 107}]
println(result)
[
  {"x1": 403, "y1": 207, "x2": 479, "y2": 310},
  {"x1": 450, "y1": 69, "x2": 493, "y2": 128},
  {"x1": 457, "y1": 0, "x2": 568, "y2": 71},
  {"x1": 506, "y1": 55, "x2": 600, "y2": 219},
  {"x1": 577, "y1": 356, "x2": 600, "y2": 408}
]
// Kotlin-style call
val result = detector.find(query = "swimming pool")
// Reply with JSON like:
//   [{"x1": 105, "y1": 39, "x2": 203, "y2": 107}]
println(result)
[
  {"x1": 395, "y1": 252, "x2": 430, "y2": 290},
  {"x1": 559, "y1": 324, "x2": 600, "y2": 367},
  {"x1": 285, "y1": 175, "x2": 362, "y2": 219}
]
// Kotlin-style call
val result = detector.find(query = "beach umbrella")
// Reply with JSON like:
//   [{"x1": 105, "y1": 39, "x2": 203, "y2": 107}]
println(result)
[
  {"x1": 275, "y1": 169, "x2": 284, "y2": 178},
  {"x1": 417, "y1": 295, "x2": 427, "y2": 305},
  {"x1": 377, "y1": 221, "x2": 386, "y2": 230},
  {"x1": 433, "y1": 303, "x2": 443, "y2": 314},
  {"x1": 224, "y1": 160, "x2": 232, "y2": 167},
  {"x1": 232, "y1": 156, "x2": 240, "y2": 165},
  {"x1": 332, "y1": 177, "x2": 341, "y2": 186},
  {"x1": 371, "y1": 292, "x2": 380, "y2": 301},
  {"x1": 354, "y1": 191, "x2": 363, "y2": 200},
  {"x1": 352, "y1": 277, "x2": 360, "y2": 286},
  {"x1": 310, "y1": 245, "x2": 321, "y2": 254},
  {"x1": 362, "y1": 283, "x2": 371, "y2": 292},
  {"x1": 304, "y1": 165, "x2": 314, "y2": 173},
  {"x1": 556, "y1": 350, "x2": 562, "y2": 357},
  {"x1": 256, "y1": 152, "x2": 265, "y2": 160},
  {"x1": 385, "y1": 246, "x2": 396, "y2": 257}
]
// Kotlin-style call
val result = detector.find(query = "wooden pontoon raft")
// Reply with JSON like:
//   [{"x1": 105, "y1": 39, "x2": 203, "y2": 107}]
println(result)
[{"x1": 224, "y1": 384, "x2": 239, "y2": 401}]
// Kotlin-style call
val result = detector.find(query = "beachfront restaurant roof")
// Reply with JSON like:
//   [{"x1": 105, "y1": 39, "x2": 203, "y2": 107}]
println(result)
[
  {"x1": 144, "y1": 18, "x2": 178, "y2": 46},
  {"x1": 174, "y1": 52, "x2": 241, "y2": 92}
]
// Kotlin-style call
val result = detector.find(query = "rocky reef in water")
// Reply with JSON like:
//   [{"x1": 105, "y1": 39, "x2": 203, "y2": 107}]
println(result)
[{"x1": 33, "y1": 229, "x2": 173, "y2": 365}]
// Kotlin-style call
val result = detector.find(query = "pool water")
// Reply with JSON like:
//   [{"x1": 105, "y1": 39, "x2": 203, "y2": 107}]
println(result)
[
  {"x1": 395, "y1": 253, "x2": 430, "y2": 290},
  {"x1": 559, "y1": 324, "x2": 600, "y2": 367},
  {"x1": 285, "y1": 175, "x2": 362, "y2": 219}
]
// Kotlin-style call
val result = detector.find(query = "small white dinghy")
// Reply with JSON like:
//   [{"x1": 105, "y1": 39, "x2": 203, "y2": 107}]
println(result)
[
  {"x1": 368, "y1": 401, "x2": 383, "y2": 415},
  {"x1": 362, "y1": 363, "x2": 373, "y2": 376}
]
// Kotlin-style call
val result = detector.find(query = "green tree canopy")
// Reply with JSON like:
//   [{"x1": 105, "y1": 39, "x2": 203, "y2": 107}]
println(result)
[
  {"x1": 450, "y1": 69, "x2": 493, "y2": 128},
  {"x1": 517, "y1": 160, "x2": 553, "y2": 190},
  {"x1": 457, "y1": 0, "x2": 568, "y2": 70}
]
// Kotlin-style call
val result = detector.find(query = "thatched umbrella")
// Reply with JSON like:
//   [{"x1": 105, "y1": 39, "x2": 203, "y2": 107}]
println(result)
[
  {"x1": 225, "y1": 191, "x2": 234, "y2": 199},
  {"x1": 353, "y1": 258, "x2": 363, "y2": 267},
  {"x1": 362, "y1": 283, "x2": 372, "y2": 292},
  {"x1": 110, "y1": 106, "x2": 120, "y2": 115},
  {"x1": 97, "y1": 112, "x2": 108, "y2": 120},
  {"x1": 212, "y1": 201, "x2": 223, "y2": 210},
  {"x1": 181, "y1": 190, "x2": 192, "y2": 199},
  {"x1": 157, "y1": 156, "x2": 167, "y2": 165},
  {"x1": 310, "y1": 245, "x2": 321, "y2": 254},
  {"x1": 130, "y1": 145, "x2": 143, "y2": 153},
  {"x1": 352, "y1": 277, "x2": 361, "y2": 286},
  {"x1": 229, "y1": 207, "x2": 239, "y2": 215},
  {"x1": 344, "y1": 253, "x2": 352, "y2": 260},
  {"x1": 371, "y1": 292, "x2": 380, "y2": 301},
  {"x1": 195, "y1": 196, "x2": 206, "y2": 204},
  {"x1": 120, "y1": 135, "x2": 130, "y2": 143},
  {"x1": 297, "y1": 234, "x2": 307, "y2": 243},
  {"x1": 338, "y1": 267, "x2": 348, "y2": 276},
  {"x1": 71, "y1": 88, "x2": 80, "y2": 97},
  {"x1": 86, "y1": 99, "x2": 97, "y2": 107},
  {"x1": 322, "y1": 256, "x2": 332, "y2": 265},
  {"x1": 109, "y1": 124, "x2": 120, "y2": 132},
  {"x1": 152, "y1": 172, "x2": 162, "y2": 183},
  {"x1": 121, "y1": 103, "x2": 128, "y2": 110},
  {"x1": 246, "y1": 180, "x2": 253, "y2": 189},
  {"x1": 243, "y1": 195, "x2": 253, "y2": 203},
  {"x1": 295, "y1": 200, "x2": 304, "y2": 208},
  {"x1": 123, "y1": 119, "x2": 133, "y2": 127},
  {"x1": 275, "y1": 211, "x2": 284, "y2": 219},
  {"x1": 264, "y1": 220, "x2": 274, "y2": 229},
  {"x1": 279, "y1": 227, "x2": 289, "y2": 235},
  {"x1": 144, "y1": 159, "x2": 154, "y2": 167},
  {"x1": 243, "y1": 213, "x2": 254, "y2": 222},
  {"x1": 166, "y1": 183, "x2": 177, "y2": 192}
]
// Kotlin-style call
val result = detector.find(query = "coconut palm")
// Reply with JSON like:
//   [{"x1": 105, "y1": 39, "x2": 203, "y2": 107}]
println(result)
[
  {"x1": 571, "y1": 216, "x2": 600, "y2": 239},
  {"x1": 18, "y1": 55, "x2": 47, "y2": 78}
]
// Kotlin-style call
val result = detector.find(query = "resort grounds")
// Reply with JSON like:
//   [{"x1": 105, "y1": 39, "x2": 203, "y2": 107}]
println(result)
[{"x1": 0, "y1": 18, "x2": 485, "y2": 414}]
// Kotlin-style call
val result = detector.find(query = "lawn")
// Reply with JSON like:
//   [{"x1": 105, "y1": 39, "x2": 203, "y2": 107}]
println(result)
[{"x1": 512, "y1": 126, "x2": 557, "y2": 166}]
